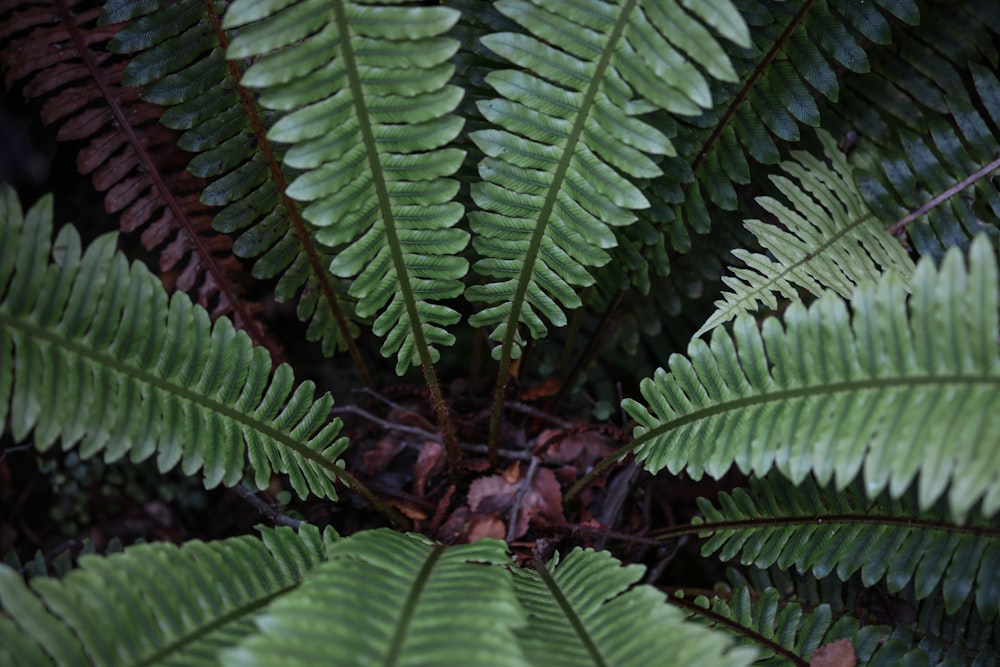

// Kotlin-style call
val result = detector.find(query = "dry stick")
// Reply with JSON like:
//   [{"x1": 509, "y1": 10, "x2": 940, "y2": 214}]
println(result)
[
  {"x1": 507, "y1": 457, "x2": 540, "y2": 543},
  {"x1": 887, "y1": 155, "x2": 1000, "y2": 236},
  {"x1": 229, "y1": 485, "x2": 302, "y2": 529},
  {"x1": 331, "y1": 405, "x2": 532, "y2": 461}
]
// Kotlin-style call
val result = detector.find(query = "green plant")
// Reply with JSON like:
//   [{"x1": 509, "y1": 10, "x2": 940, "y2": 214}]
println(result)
[{"x1": 1, "y1": 0, "x2": 999, "y2": 665}]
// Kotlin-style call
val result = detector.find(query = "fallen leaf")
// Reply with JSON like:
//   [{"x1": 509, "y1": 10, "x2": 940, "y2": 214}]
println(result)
[
  {"x1": 810, "y1": 639, "x2": 856, "y2": 667},
  {"x1": 467, "y1": 515, "x2": 506, "y2": 541},
  {"x1": 413, "y1": 441, "x2": 447, "y2": 497},
  {"x1": 362, "y1": 436, "x2": 404, "y2": 475},
  {"x1": 503, "y1": 461, "x2": 521, "y2": 484},
  {"x1": 537, "y1": 428, "x2": 615, "y2": 469},
  {"x1": 468, "y1": 467, "x2": 565, "y2": 540}
]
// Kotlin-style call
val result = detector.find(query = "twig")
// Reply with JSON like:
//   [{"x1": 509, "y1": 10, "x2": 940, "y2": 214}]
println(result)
[
  {"x1": 887, "y1": 155, "x2": 1000, "y2": 236},
  {"x1": 354, "y1": 387, "x2": 416, "y2": 414},
  {"x1": 503, "y1": 401, "x2": 574, "y2": 428},
  {"x1": 229, "y1": 484, "x2": 302, "y2": 528},
  {"x1": 333, "y1": 404, "x2": 533, "y2": 460},
  {"x1": 507, "y1": 457, "x2": 540, "y2": 543}
]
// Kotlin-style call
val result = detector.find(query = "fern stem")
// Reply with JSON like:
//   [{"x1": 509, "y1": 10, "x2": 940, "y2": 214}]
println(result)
[
  {"x1": 328, "y1": 0, "x2": 460, "y2": 469},
  {"x1": 689, "y1": 0, "x2": 817, "y2": 175},
  {"x1": 887, "y1": 155, "x2": 1000, "y2": 236},
  {"x1": 56, "y1": 0, "x2": 286, "y2": 363},
  {"x1": 488, "y1": 0, "x2": 639, "y2": 461},
  {"x1": 664, "y1": 593, "x2": 808, "y2": 667},
  {"x1": 202, "y1": 0, "x2": 373, "y2": 388},
  {"x1": 647, "y1": 513, "x2": 1000, "y2": 542}
]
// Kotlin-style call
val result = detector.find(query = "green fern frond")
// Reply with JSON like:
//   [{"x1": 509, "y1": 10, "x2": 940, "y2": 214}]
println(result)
[
  {"x1": 632, "y1": 0, "x2": 915, "y2": 263},
  {"x1": 225, "y1": 529, "x2": 528, "y2": 667},
  {"x1": 511, "y1": 547, "x2": 757, "y2": 666},
  {"x1": 0, "y1": 524, "x2": 331, "y2": 666},
  {"x1": 694, "y1": 475, "x2": 1000, "y2": 619},
  {"x1": 673, "y1": 585, "x2": 850, "y2": 665},
  {"x1": 465, "y1": 0, "x2": 750, "y2": 362},
  {"x1": 696, "y1": 567, "x2": 1000, "y2": 666},
  {"x1": 622, "y1": 235, "x2": 1000, "y2": 523},
  {"x1": 827, "y1": 2, "x2": 1000, "y2": 257},
  {"x1": 104, "y1": 0, "x2": 360, "y2": 359},
  {"x1": 0, "y1": 184, "x2": 349, "y2": 499},
  {"x1": 222, "y1": 0, "x2": 468, "y2": 375},
  {"x1": 694, "y1": 131, "x2": 915, "y2": 338}
]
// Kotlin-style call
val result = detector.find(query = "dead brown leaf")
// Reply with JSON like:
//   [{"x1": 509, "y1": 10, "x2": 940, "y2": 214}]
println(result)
[
  {"x1": 468, "y1": 467, "x2": 565, "y2": 540},
  {"x1": 412, "y1": 441, "x2": 447, "y2": 497},
  {"x1": 810, "y1": 639, "x2": 856, "y2": 667}
]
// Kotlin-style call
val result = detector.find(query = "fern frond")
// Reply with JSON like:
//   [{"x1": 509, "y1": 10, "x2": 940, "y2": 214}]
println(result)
[
  {"x1": 0, "y1": 185, "x2": 349, "y2": 499},
  {"x1": 465, "y1": 0, "x2": 750, "y2": 363},
  {"x1": 692, "y1": 566, "x2": 1000, "y2": 666},
  {"x1": 510, "y1": 547, "x2": 756, "y2": 666},
  {"x1": 694, "y1": 131, "x2": 915, "y2": 338},
  {"x1": 693, "y1": 474, "x2": 1000, "y2": 619},
  {"x1": 0, "y1": 1, "x2": 277, "y2": 354},
  {"x1": 622, "y1": 235, "x2": 1000, "y2": 523},
  {"x1": 628, "y1": 0, "x2": 915, "y2": 275},
  {"x1": 0, "y1": 524, "x2": 331, "y2": 666},
  {"x1": 824, "y1": 1, "x2": 1000, "y2": 257},
  {"x1": 103, "y1": 0, "x2": 363, "y2": 363},
  {"x1": 672, "y1": 585, "x2": 846, "y2": 665},
  {"x1": 222, "y1": 0, "x2": 468, "y2": 375},
  {"x1": 226, "y1": 529, "x2": 528, "y2": 667}
]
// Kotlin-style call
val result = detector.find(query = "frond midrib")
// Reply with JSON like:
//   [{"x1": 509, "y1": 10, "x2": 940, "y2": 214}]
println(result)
[
  {"x1": 533, "y1": 558, "x2": 609, "y2": 667},
  {"x1": 649, "y1": 512, "x2": 1000, "y2": 542},
  {"x1": 496, "y1": 0, "x2": 637, "y2": 368},
  {"x1": 0, "y1": 312, "x2": 346, "y2": 483},
  {"x1": 384, "y1": 545, "x2": 446, "y2": 667},
  {"x1": 330, "y1": 0, "x2": 435, "y2": 373},
  {"x1": 628, "y1": 373, "x2": 1000, "y2": 459},
  {"x1": 133, "y1": 581, "x2": 297, "y2": 667}
]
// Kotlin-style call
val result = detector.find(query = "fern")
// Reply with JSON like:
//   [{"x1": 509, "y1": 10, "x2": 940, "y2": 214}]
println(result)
[
  {"x1": 465, "y1": 0, "x2": 750, "y2": 367},
  {"x1": 691, "y1": 474, "x2": 1000, "y2": 618},
  {"x1": 0, "y1": 524, "x2": 332, "y2": 666},
  {"x1": 0, "y1": 184, "x2": 349, "y2": 500},
  {"x1": 511, "y1": 547, "x2": 757, "y2": 666},
  {"x1": 623, "y1": 236, "x2": 1000, "y2": 522},
  {"x1": 694, "y1": 130, "x2": 915, "y2": 337},
  {"x1": 221, "y1": 0, "x2": 469, "y2": 377}
]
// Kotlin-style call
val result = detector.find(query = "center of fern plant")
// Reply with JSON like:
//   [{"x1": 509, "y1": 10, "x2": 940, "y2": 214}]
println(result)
[{"x1": 1, "y1": 0, "x2": 999, "y2": 665}]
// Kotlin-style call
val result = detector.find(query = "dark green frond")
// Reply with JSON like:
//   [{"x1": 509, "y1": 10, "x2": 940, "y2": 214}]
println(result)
[
  {"x1": 0, "y1": 185, "x2": 349, "y2": 499},
  {"x1": 511, "y1": 547, "x2": 757, "y2": 667},
  {"x1": 623, "y1": 236, "x2": 1000, "y2": 523},
  {"x1": 824, "y1": 0, "x2": 1000, "y2": 257},
  {"x1": 225, "y1": 529, "x2": 528, "y2": 667},
  {"x1": 695, "y1": 475, "x2": 1000, "y2": 619},
  {"x1": 466, "y1": 0, "x2": 750, "y2": 362},
  {"x1": 223, "y1": 0, "x2": 468, "y2": 375},
  {"x1": 694, "y1": 131, "x2": 914, "y2": 337},
  {"x1": 105, "y1": 0, "x2": 359, "y2": 359},
  {"x1": 632, "y1": 0, "x2": 914, "y2": 276},
  {"x1": 0, "y1": 524, "x2": 331, "y2": 667}
]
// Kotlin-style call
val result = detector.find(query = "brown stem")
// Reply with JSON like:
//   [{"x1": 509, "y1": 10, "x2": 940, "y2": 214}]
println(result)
[
  {"x1": 201, "y1": 0, "x2": 372, "y2": 387},
  {"x1": 887, "y1": 156, "x2": 1000, "y2": 236}
]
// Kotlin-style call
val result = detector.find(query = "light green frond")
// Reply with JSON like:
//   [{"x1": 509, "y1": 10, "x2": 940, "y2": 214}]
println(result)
[
  {"x1": 511, "y1": 547, "x2": 756, "y2": 667},
  {"x1": 694, "y1": 131, "x2": 915, "y2": 338},
  {"x1": 466, "y1": 0, "x2": 749, "y2": 361},
  {"x1": 696, "y1": 475, "x2": 1000, "y2": 619},
  {"x1": 224, "y1": 0, "x2": 468, "y2": 374},
  {"x1": 225, "y1": 529, "x2": 528, "y2": 667},
  {"x1": 623, "y1": 235, "x2": 1000, "y2": 523},
  {"x1": 0, "y1": 185, "x2": 349, "y2": 500},
  {"x1": 0, "y1": 524, "x2": 331, "y2": 667}
]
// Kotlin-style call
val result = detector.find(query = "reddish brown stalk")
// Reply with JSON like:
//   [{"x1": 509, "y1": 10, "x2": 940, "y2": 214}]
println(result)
[
  {"x1": 201, "y1": 0, "x2": 372, "y2": 387},
  {"x1": 54, "y1": 0, "x2": 285, "y2": 360},
  {"x1": 887, "y1": 156, "x2": 1000, "y2": 236}
]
